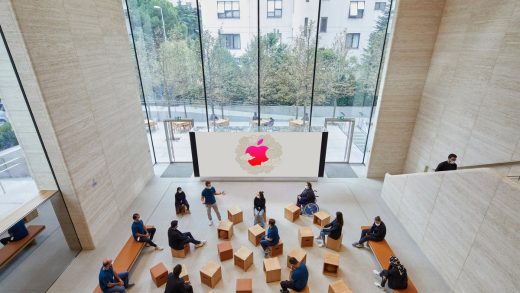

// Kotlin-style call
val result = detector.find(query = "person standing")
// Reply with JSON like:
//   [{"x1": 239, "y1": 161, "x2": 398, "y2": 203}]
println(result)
[
  {"x1": 98, "y1": 258, "x2": 134, "y2": 293},
  {"x1": 253, "y1": 191, "x2": 266, "y2": 228},
  {"x1": 168, "y1": 220, "x2": 206, "y2": 250},
  {"x1": 435, "y1": 154, "x2": 458, "y2": 172},
  {"x1": 131, "y1": 213, "x2": 163, "y2": 250},
  {"x1": 175, "y1": 187, "x2": 190, "y2": 214},
  {"x1": 164, "y1": 264, "x2": 193, "y2": 293},
  {"x1": 316, "y1": 211, "x2": 343, "y2": 247},
  {"x1": 201, "y1": 181, "x2": 224, "y2": 226},
  {"x1": 352, "y1": 216, "x2": 386, "y2": 248},
  {"x1": 0, "y1": 219, "x2": 29, "y2": 246},
  {"x1": 280, "y1": 257, "x2": 309, "y2": 292},
  {"x1": 260, "y1": 218, "x2": 280, "y2": 257}
]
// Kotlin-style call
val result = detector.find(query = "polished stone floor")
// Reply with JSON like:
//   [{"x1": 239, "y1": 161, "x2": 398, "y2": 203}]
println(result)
[{"x1": 49, "y1": 165, "x2": 451, "y2": 293}]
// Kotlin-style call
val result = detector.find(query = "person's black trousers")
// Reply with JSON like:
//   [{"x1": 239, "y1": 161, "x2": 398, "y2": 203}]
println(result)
[
  {"x1": 182, "y1": 232, "x2": 201, "y2": 245},
  {"x1": 137, "y1": 227, "x2": 157, "y2": 247},
  {"x1": 0, "y1": 237, "x2": 11, "y2": 245},
  {"x1": 358, "y1": 229, "x2": 378, "y2": 244},
  {"x1": 280, "y1": 280, "x2": 297, "y2": 291},
  {"x1": 379, "y1": 269, "x2": 390, "y2": 287}
]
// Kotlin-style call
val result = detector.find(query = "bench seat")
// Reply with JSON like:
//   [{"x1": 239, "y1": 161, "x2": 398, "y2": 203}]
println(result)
[
  {"x1": 0, "y1": 225, "x2": 45, "y2": 269},
  {"x1": 361, "y1": 226, "x2": 418, "y2": 293},
  {"x1": 93, "y1": 236, "x2": 145, "y2": 293}
]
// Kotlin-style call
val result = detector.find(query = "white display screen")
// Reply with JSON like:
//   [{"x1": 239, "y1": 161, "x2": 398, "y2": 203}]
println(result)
[{"x1": 194, "y1": 132, "x2": 323, "y2": 178}]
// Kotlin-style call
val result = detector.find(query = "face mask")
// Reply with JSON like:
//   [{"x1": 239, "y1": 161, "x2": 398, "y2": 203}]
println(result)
[
  {"x1": 450, "y1": 160, "x2": 456, "y2": 164},
  {"x1": 375, "y1": 222, "x2": 380, "y2": 226}
]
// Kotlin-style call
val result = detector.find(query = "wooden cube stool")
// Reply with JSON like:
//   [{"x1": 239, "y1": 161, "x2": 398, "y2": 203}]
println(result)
[
  {"x1": 200, "y1": 261, "x2": 222, "y2": 288},
  {"x1": 298, "y1": 227, "x2": 314, "y2": 247},
  {"x1": 270, "y1": 241, "x2": 283, "y2": 257},
  {"x1": 263, "y1": 257, "x2": 281, "y2": 283},
  {"x1": 228, "y1": 207, "x2": 243, "y2": 224},
  {"x1": 313, "y1": 211, "x2": 331, "y2": 227},
  {"x1": 217, "y1": 241, "x2": 233, "y2": 261},
  {"x1": 248, "y1": 224, "x2": 265, "y2": 246},
  {"x1": 217, "y1": 220, "x2": 234, "y2": 239},
  {"x1": 175, "y1": 204, "x2": 188, "y2": 215},
  {"x1": 284, "y1": 204, "x2": 300, "y2": 222},
  {"x1": 328, "y1": 279, "x2": 352, "y2": 293},
  {"x1": 234, "y1": 246, "x2": 253, "y2": 271},
  {"x1": 171, "y1": 243, "x2": 190, "y2": 258},
  {"x1": 299, "y1": 285, "x2": 310, "y2": 293},
  {"x1": 150, "y1": 262, "x2": 168, "y2": 287},
  {"x1": 287, "y1": 248, "x2": 307, "y2": 268},
  {"x1": 325, "y1": 234, "x2": 343, "y2": 252},
  {"x1": 323, "y1": 251, "x2": 340, "y2": 276},
  {"x1": 180, "y1": 264, "x2": 189, "y2": 282},
  {"x1": 236, "y1": 278, "x2": 253, "y2": 293}
]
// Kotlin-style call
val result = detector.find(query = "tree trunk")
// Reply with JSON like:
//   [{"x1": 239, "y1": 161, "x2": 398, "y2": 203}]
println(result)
[
  {"x1": 220, "y1": 104, "x2": 224, "y2": 119},
  {"x1": 333, "y1": 98, "x2": 337, "y2": 118},
  {"x1": 295, "y1": 105, "x2": 299, "y2": 119},
  {"x1": 183, "y1": 101, "x2": 187, "y2": 118}
]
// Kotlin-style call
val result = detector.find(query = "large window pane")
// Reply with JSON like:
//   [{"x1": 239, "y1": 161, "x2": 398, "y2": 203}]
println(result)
[
  {"x1": 125, "y1": 0, "x2": 205, "y2": 162},
  {"x1": 313, "y1": 0, "x2": 392, "y2": 162}
]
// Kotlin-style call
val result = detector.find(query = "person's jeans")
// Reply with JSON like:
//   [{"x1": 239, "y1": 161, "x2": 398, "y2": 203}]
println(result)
[
  {"x1": 182, "y1": 232, "x2": 201, "y2": 245},
  {"x1": 260, "y1": 236, "x2": 276, "y2": 251},
  {"x1": 358, "y1": 229, "x2": 378, "y2": 244},
  {"x1": 137, "y1": 227, "x2": 157, "y2": 247},
  {"x1": 105, "y1": 272, "x2": 129, "y2": 293},
  {"x1": 0, "y1": 237, "x2": 12, "y2": 246},
  {"x1": 320, "y1": 228, "x2": 331, "y2": 241},
  {"x1": 254, "y1": 209, "x2": 265, "y2": 227},
  {"x1": 205, "y1": 203, "x2": 221, "y2": 221},
  {"x1": 280, "y1": 280, "x2": 297, "y2": 291}
]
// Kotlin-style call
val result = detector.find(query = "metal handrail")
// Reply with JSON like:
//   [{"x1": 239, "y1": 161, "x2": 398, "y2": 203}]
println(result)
[{"x1": 458, "y1": 161, "x2": 520, "y2": 170}]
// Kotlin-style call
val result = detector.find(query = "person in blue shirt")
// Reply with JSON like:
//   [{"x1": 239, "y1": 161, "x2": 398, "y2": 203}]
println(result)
[
  {"x1": 131, "y1": 213, "x2": 163, "y2": 250},
  {"x1": 201, "y1": 181, "x2": 225, "y2": 226},
  {"x1": 260, "y1": 218, "x2": 280, "y2": 257},
  {"x1": 98, "y1": 258, "x2": 133, "y2": 292},
  {"x1": 280, "y1": 257, "x2": 309, "y2": 292},
  {"x1": 1, "y1": 219, "x2": 29, "y2": 246}
]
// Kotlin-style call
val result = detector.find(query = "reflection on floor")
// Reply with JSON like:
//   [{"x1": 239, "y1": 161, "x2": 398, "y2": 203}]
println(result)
[
  {"x1": 160, "y1": 163, "x2": 194, "y2": 178},
  {"x1": 49, "y1": 166, "x2": 451, "y2": 293},
  {"x1": 0, "y1": 178, "x2": 38, "y2": 224},
  {"x1": 0, "y1": 200, "x2": 79, "y2": 292}
]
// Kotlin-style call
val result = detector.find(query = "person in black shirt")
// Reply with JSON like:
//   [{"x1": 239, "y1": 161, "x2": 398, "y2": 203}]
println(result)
[
  {"x1": 253, "y1": 191, "x2": 266, "y2": 227},
  {"x1": 168, "y1": 220, "x2": 206, "y2": 250},
  {"x1": 352, "y1": 216, "x2": 386, "y2": 248},
  {"x1": 164, "y1": 264, "x2": 193, "y2": 293},
  {"x1": 296, "y1": 182, "x2": 316, "y2": 208},
  {"x1": 175, "y1": 187, "x2": 190, "y2": 214},
  {"x1": 316, "y1": 211, "x2": 343, "y2": 247},
  {"x1": 373, "y1": 256, "x2": 408, "y2": 290},
  {"x1": 435, "y1": 154, "x2": 458, "y2": 172}
]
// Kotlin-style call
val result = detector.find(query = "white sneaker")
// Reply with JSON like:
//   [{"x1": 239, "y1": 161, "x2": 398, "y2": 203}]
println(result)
[
  {"x1": 315, "y1": 235, "x2": 321, "y2": 240},
  {"x1": 373, "y1": 269, "x2": 380, "y2": 277},
  {"x1": 195, "y1": 240, "x2": 207, "y2": 248},
  {"x1": 318, "y1": 242, "x2": 324, "y2": 247},
  {"x1": 209, "y1": 220, "x2": 213, "y2": 226},
  {"x1": 374, "y1": 282, "x2": 383, "y2": 289},
  {"x1": 155, "y1": 246, "x2": 164, "y2": 251}
]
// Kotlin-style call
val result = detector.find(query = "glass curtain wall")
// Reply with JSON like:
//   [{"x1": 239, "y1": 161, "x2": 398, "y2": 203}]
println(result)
[{"x1": 124, "y1": 0, "x2": 393, "y2": 164}]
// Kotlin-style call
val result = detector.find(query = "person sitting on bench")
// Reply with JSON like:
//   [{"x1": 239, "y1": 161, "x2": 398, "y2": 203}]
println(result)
[
  {"x1": 280, "y1": 257, "x2": 309, "y2": 293},
  {"x1": 175, "y1": 187, "x2": 190, "y2": 214},
  {"x1": 373, "y1": 256, "x2": 408, "y2": 290},
  {"x1": 164, "y1": 264, "x2": 193, "y2": 293},
  {"x1": 131, "y1": 213, "x2": 163, "y2": 250},
  {"x1": 352, "y1": 216, "x2": 386, "y2": 248},
  {"x1": 0, "y1": 219, "x2": 28, "y2": 246},
  {"x1": 168, "y1": 220, "x2": 206, "y2": 250},
  {"x1": 296, "y1": 182, "x2": 315, "y2": 208},
  {"x1": 316, "y1": 211, "x2": 343, "y2": 247},
  {"x1": 98, "y1": 258, "x2": 134, "y2": 293},
  {"x1": 260, "y1": 218, "x2": 279, "y2": 258}
]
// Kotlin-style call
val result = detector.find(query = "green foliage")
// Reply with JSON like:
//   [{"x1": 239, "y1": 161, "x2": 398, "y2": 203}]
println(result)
[{"x1": 0, "y1": 122, "x2": 19, "y2": 151}]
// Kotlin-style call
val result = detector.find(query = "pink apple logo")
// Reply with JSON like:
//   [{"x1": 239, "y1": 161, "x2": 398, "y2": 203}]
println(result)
[{"x1": 245, "y1": 138, "x2": 269, "y2": 166}]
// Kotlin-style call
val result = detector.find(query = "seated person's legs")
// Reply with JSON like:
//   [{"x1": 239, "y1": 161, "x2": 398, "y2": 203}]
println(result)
[
  {"x1": 0, "y1": 237, "x2": 11, "y2": 246},
  {"x1": 183, "y1": 232, "x2": 201, "y2": 245},
  {"x1": 138, "y1": 236, "x2": 157, "y2": 247},
  {"x1": 280, "y1": 280, "x2": 296, "y2": 291},
  {"x1": 106, "y1": 285, "x2": 126, "y2": 293},
  {"x1": 319, "y1": 228, "x2": 331, "y2": 241},
  {"x1": 146, "y1": 227, "x2": 156, "y2": 240},
  {"x1": 118, "y1": 272, "x2": 129, "y2": 287}
]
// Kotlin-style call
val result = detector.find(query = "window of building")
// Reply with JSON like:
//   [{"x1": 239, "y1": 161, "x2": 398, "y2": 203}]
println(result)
[
  {"x1": 221, "y1": 34, "x2": 241, "y2": 49},
  {"x1": 217, "y1": 1, "x2": 240, "y2": 19},
  {"x1": 346, "y1": 33, "x2": 360, "y2": 49},
  {"x1": 267, "y1": 0, "x2": 282, "y2": 18},
  {"x1": 349, "y1": 1, "x2": 365, "y2": 18},
  {"x1": 304, "y1": 17, "x2": 309, "y2": 36},
  {"x1": 320, "y1": 17, "x2": 328, "y2": 32},
  {"x1": 374, "y1": 2, "x2": 386, "y2": 11}
]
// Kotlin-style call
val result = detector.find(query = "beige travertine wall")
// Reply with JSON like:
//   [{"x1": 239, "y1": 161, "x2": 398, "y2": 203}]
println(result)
[
  {"x1": 0, "y1": 0, "x2": 153, "y2": 249},
  {"x1": 366, "y1": 0, "x2": 446, "y2": 178},
  {"x1": 404, "y1": 0, "x2": 520, "y2": 173},
  {"x1": 381, "y1": 169, "x2": 520, "y2": 292}
]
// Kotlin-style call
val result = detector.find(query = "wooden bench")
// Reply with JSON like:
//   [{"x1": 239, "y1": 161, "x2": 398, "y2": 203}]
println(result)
[
  {"x1": 360, "y1": 226, "x2": 418, "y2": 293},
  {"x1": 93, "y1": 236, "x2": 146, "y2": 293},
  {"x1": 0, "y1": 225, "x2": 45, "y2": 269}
]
